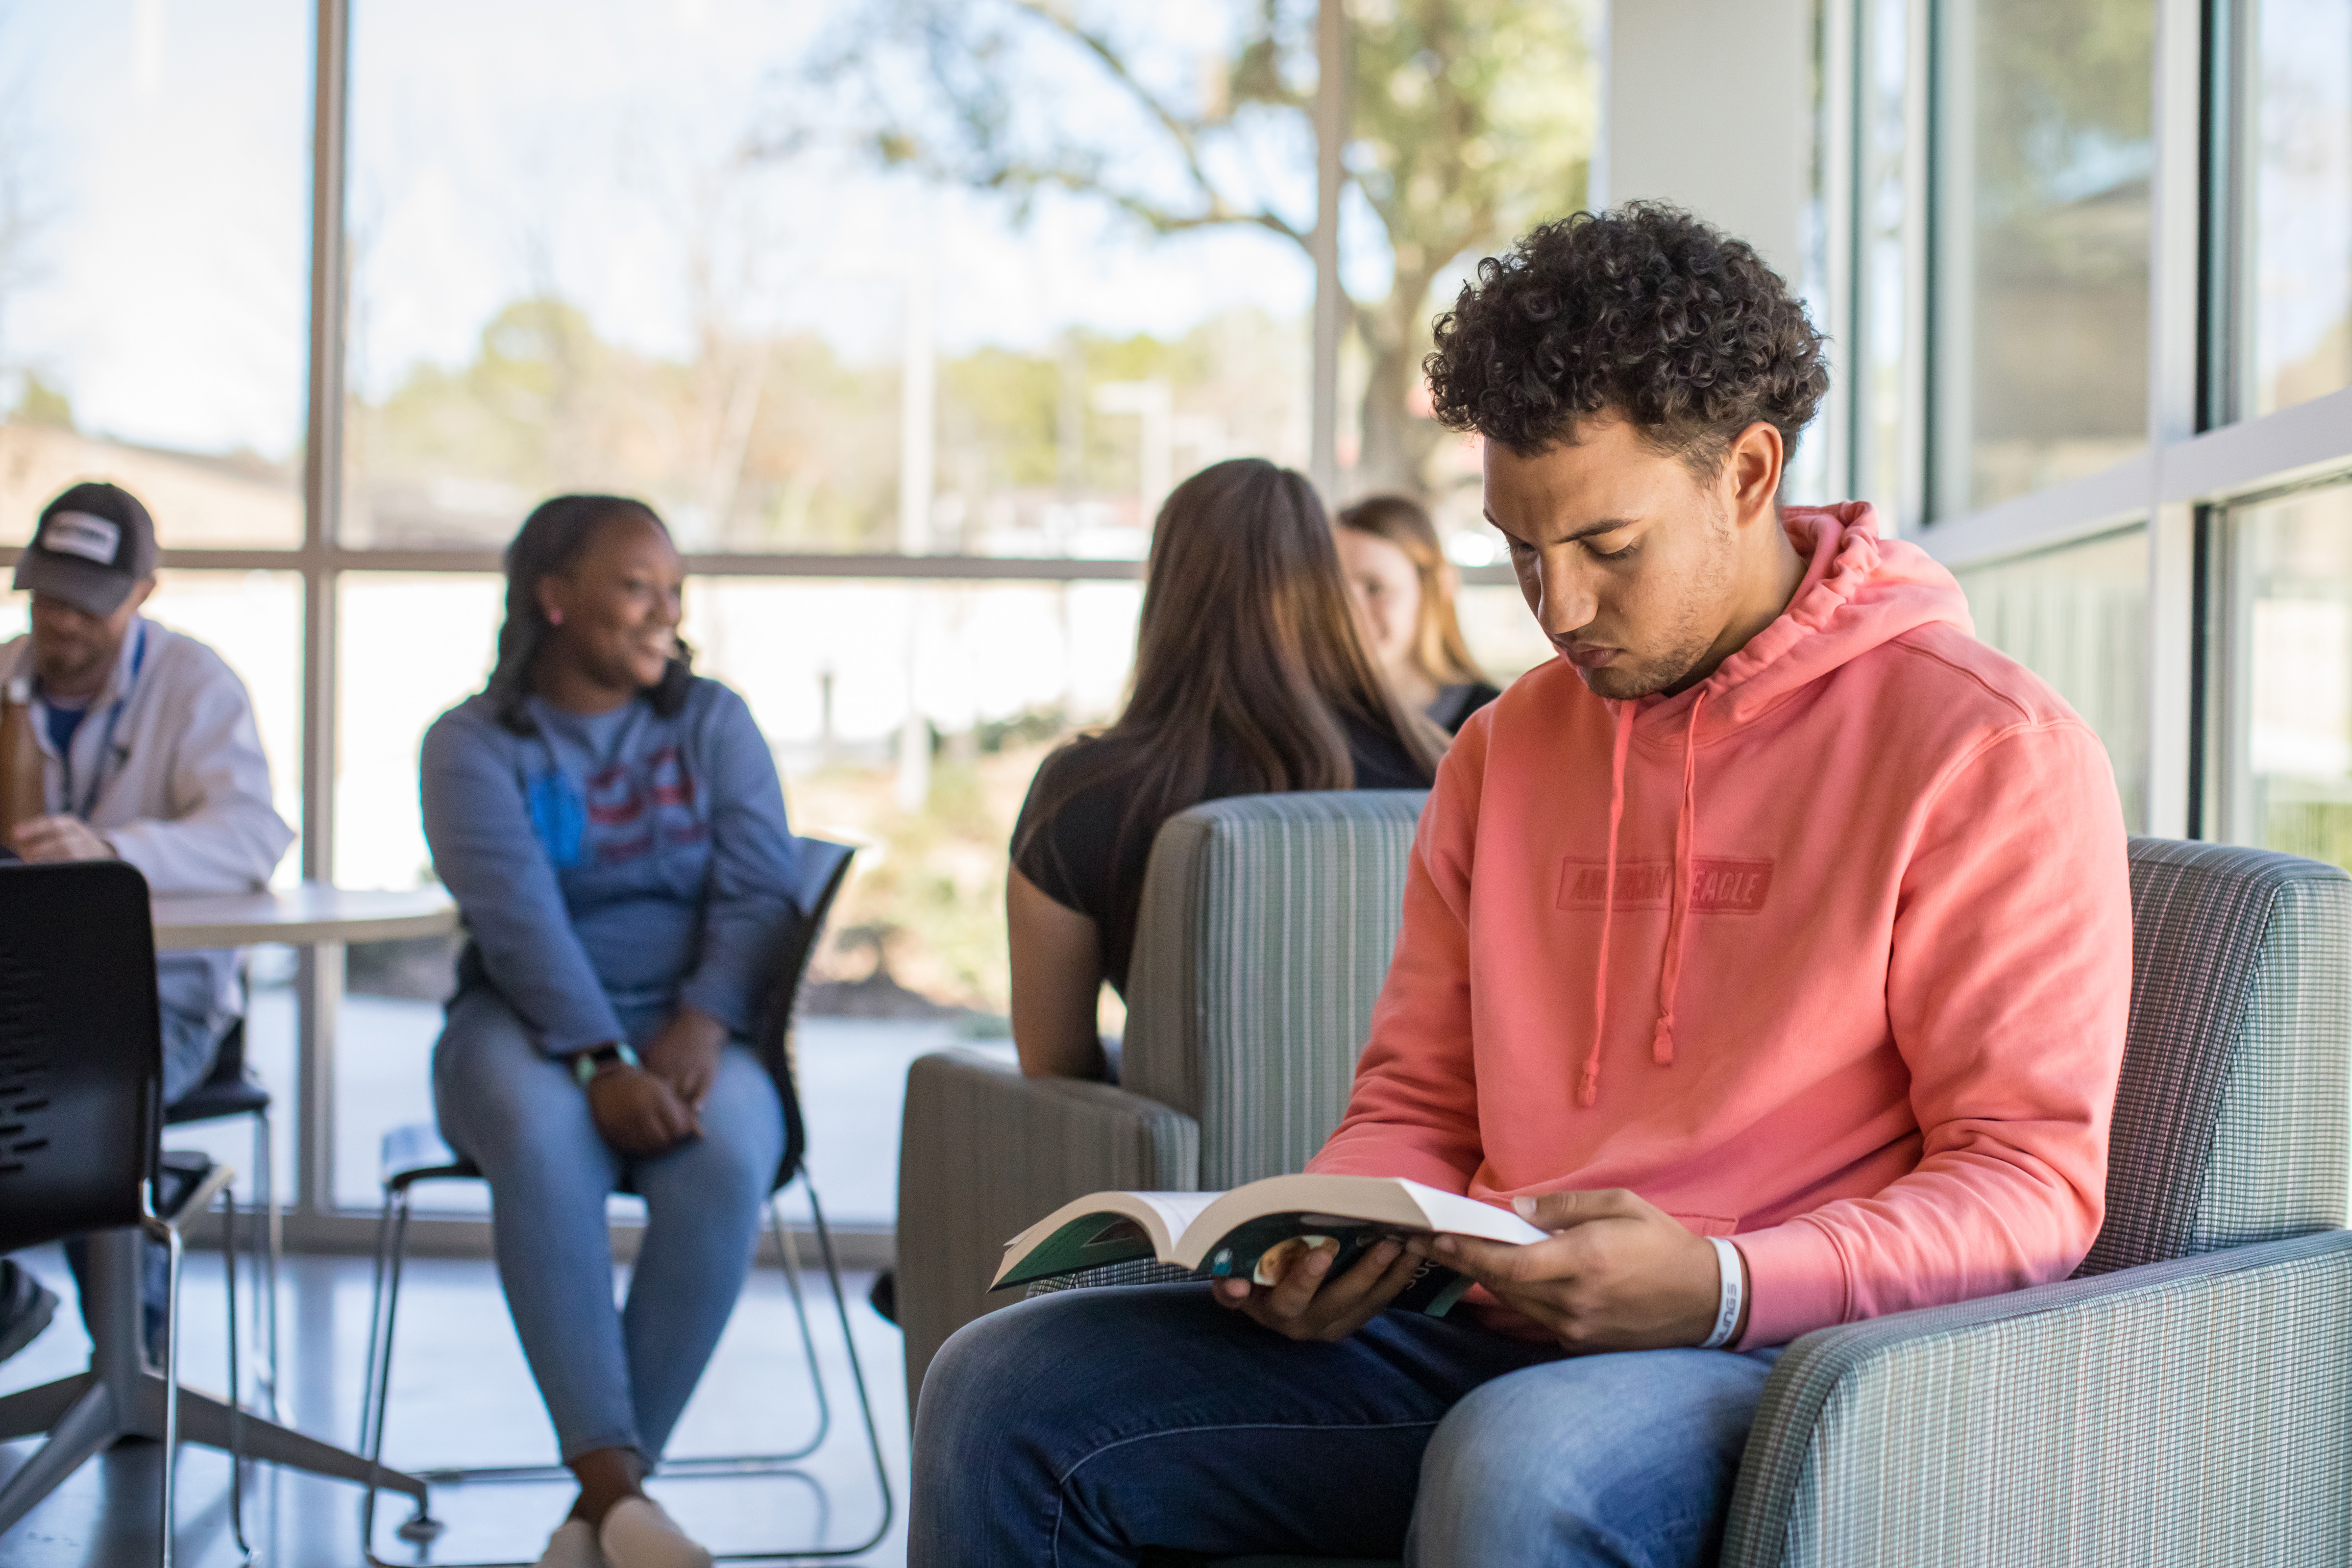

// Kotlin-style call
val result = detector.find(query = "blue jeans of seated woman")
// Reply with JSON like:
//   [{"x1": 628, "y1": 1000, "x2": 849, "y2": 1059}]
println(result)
[
  {"x1": 911, "y1": 1283, "x2": 1781, "y2": 1568},
  {"x1": 433, "y1": 987, "x2": 784, "y2": 1464}
]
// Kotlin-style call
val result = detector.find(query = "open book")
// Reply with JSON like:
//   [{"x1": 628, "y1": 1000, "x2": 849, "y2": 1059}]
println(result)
[{"x1": 992, "y1": 1174, "x2": 1547, "y2": 1319}]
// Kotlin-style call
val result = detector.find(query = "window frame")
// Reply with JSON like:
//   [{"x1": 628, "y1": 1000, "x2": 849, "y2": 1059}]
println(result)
[
  {"x1": 0, "y1": 0, "x2": 1510, "y2": 1256},
  {"x1": 1827, "y1": 0, "x2": 2352, "y2": 852}
]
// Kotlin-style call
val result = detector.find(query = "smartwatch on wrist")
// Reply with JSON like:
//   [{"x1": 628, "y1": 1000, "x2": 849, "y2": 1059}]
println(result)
[{"x1": 570, "y1": 1041, "x2": 640, "y2": 1088}]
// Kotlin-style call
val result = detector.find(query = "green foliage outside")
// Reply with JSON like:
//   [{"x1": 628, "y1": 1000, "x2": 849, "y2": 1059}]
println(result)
[{"x1": 801, "y1": 0, "x2": 1595, "y2": 494}]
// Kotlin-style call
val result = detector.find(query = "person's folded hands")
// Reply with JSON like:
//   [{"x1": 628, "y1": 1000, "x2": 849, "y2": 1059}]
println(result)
[
  {"x1": 1212, "y1": 1235, "x2": 1426, "y2": 1343},
  {"x1": 10, "y1": 815, "x2": 115, "y2": 863},
  {"x1": 1409, "y1": 1188, "x2": 1729, "y2": 1353},
  {"x1": 586, "y1": 1064, "x2": 701, "y2": 1155},
  {"x1": 641, "y1": 1004, "x2": 728, "y2": 1110}
]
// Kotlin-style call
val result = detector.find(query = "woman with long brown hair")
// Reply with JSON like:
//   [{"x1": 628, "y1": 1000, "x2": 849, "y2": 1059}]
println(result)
[
  {"x1": 1008, "y1": 458, "x2": 1446, "y2": 1079},
  {"x1": 1335, "y1": 493, "x2": 1502, "y2": 733}
]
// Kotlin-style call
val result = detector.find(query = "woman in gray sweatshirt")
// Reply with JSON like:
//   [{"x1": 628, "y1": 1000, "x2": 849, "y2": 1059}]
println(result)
[{"x1": 420, "y1": 494, "x2": 802, "y2": 1568}]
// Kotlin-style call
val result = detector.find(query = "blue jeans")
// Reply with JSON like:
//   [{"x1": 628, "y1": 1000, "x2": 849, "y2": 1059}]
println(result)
[
  {"x1": 911, "y1": 1284, "x2": 1780, "y2": 1568},
  {"x1": 433, "y1": 988, "x2": 784, "y2": 1464}
]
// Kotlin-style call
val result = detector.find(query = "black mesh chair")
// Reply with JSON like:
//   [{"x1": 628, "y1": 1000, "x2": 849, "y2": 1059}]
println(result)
[
  {"x1": 162, "y1": 1016, "x2": 279, "y2": 1417},
  {"x1": 0, "y1": 861, "x2": 197, "y2": 1567},
  {"x1": 357, "y1": 840, "x2": 893, "y2": 1565}
]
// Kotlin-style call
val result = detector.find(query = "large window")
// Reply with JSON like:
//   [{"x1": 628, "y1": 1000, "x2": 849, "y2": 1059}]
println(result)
[
  {"x1": 2230, "y1": 0, "x2": 2352, "y2": 417},
  {"x1": 1930, "y1": 0, "x2": 2155, "y2": 514},
  {"x1": 2216, "y1": 477, "x2": 2352, "y2": 864},
  {"x1": 1952, "y1": 528, "x2": 2151, "y2": 829},
  {"x1": 0, "y1": 0, "x2": 311, "y2": 547}
]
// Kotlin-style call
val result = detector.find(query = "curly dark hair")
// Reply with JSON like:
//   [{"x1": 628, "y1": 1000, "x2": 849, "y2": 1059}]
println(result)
[{"x1": 1424, "y1": 203, "x2": 1828, "y2": 474}]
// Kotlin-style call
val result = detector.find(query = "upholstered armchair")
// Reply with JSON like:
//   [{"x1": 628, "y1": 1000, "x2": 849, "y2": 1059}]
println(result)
[
  {"x1": 893, "y1": 789, "x2": 1429, "y2": 1404},
  {"x1": 901, "y1": 821, "x2": 2352, "y2": 1564}
]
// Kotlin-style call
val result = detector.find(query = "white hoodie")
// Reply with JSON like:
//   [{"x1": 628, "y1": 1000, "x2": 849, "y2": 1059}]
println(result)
[{"x1": 2, "y1": 616, "x2": 295, "y2": 1020}]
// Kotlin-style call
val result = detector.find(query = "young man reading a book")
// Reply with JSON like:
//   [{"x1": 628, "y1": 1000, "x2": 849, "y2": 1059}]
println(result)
[{"x1": 909, "y1": 204, "x2": 2132, "y2": 1568}]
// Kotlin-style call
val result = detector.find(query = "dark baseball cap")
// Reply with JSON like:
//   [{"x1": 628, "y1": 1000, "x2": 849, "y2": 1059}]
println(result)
[{"x1": 13, "y1": 483, "x2": 158, "y2": 617}]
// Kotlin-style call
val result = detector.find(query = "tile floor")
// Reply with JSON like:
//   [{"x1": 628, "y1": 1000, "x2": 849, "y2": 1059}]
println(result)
[{"x1": 0, "y1": 1242, "x2": 909, "y2": 1567}]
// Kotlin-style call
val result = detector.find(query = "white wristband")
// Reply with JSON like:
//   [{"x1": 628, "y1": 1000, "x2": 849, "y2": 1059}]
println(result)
[{"x1": 1699, "y1": 1236, "x2": 1744, "y2": 1349}]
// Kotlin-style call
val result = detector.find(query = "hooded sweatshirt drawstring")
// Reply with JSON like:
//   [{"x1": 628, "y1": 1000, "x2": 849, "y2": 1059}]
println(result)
[
  {"x1": 1651, "y1": 690, "x2": 1706, "y2": 1065},
  {"x1": 1582, "y1": 702, "x2": 1637, "y2": 1107},
  {"x1": 1585, "y1": 693, "x2": 1706, "y2": 1103}
]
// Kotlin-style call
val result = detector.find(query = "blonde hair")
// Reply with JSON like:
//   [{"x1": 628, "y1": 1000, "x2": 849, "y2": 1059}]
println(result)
[{"x1": 1336, "y1": 494, "x2": 1488, "y2": 688}]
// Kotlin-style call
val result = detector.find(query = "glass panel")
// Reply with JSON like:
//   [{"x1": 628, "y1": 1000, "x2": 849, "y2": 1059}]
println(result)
[
  {"x1": 1952, "y1": 527, "x2": 2151, "y2": 830},
  {"x1": 342, "y1": 0, "x2": 1314, "y2": 553},
  {"x1": 689, "y1": 577, "x2": 1139, "y2": 1224},
  {"x1": 2220, "y1": 476, "x2": 2352, "y2": 864},
  {"x1": 1856, "y1": 0, "x2": 1913, "y2": 520},
  {"x1": 1932, "y1": 0, "x2": 2154, "y2": 514},
  {"x1": 0, "y1": 1, "x2": 308, "y2": 548},
  {"x1": 0, "y1": 570, "x2": 304, "y2": 1202},
  {"x1": 2245, "y1": 0, "x2": 2352, "y2": 415},
  {"x1": 333, "y1": 573, "x2": 501, "y2": 1209}
]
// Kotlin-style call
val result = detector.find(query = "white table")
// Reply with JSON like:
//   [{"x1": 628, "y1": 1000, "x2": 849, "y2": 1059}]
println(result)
[
  {"x1": 151, "y1": 882, "x2": 458, "y2": 952},
  {"x1": 0, "y1": 884, "x2": 460, "y2": 1533}
]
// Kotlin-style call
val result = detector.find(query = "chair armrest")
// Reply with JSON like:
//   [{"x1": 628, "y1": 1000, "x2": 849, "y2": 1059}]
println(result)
[
  {"x1": 1722, "y1": 1229, "x2": 2352, "y2": 1568},
  {"x1": 895, "y1": 1047, "x2": 1200, "y2": 1411}
]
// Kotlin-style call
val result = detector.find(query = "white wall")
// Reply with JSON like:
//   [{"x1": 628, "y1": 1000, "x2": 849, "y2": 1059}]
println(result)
[{"x1": 1598, "y1": 0, "x2": 1814, "y2": 281}]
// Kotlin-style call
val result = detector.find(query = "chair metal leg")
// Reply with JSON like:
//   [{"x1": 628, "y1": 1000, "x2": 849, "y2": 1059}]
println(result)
[
  {"x1": 787, "y1": 1179, "x2": 896, "y2": 1561},
  {"x1": 356, "y1": 1173, "x2": 894, "y2": 1566},
  {"x1": 220, "y1": 1185, "x2": 250, "y2": 1561},
  {"x1": 770, "y1": 1200, "x2": 833, "y2": 1456},
  {"x1": 361, "y1": 1189, "x2": 441, "y2": 1558},
  {"x1": 251, "y1": 1107, "x2": 281, "y2": 1421},
  {"x1": 140, "y1": 1215, "x2": 183, "y2": 1568}
]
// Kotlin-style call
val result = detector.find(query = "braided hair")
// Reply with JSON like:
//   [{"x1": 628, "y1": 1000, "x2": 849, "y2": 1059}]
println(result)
[{"x1": 485, "y1": 493, "x2": 694, "y2": 735}]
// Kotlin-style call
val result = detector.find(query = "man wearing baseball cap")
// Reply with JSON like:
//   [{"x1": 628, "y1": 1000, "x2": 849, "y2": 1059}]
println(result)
[{"x1": 0, "y1": 481, "x2": 294, "y2": 1364}]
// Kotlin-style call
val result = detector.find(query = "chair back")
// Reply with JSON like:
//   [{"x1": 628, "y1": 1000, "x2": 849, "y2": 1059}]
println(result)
[
  {"x1": 2078, "y1": 838, "x2": 2352, "y2": 1276},
  {"x1": 1122, "y1": 791, "x2": 1427, "y2": 1189},
  {"x1": 755, "y1": 838, "x2": 857, "y2": 1190},
  {"x1": 0, "y1": 861, "x2": 161, "y2": 1252}
]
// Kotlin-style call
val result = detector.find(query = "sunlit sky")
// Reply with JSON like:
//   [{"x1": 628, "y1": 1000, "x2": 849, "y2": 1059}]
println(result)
[{"x1": 0, "y1": 0, "x2": 1348, "y2": 463}]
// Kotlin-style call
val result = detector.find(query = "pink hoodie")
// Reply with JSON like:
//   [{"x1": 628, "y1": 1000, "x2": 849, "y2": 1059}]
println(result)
[{"x1": 1310, "y1": 504, "x2": 2132, "y2": 1348}]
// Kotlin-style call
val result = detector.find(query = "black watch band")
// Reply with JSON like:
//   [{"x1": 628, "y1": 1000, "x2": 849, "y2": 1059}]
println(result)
[{"x1": 570, "y1": 1042, "x2": 640, "y2": 1088}]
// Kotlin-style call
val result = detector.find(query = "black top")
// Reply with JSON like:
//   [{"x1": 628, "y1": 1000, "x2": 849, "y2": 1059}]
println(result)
[
  {"x1": 1013, "y1": 714, "x2": 1430, "y2": 995},
  {"x1": 1428, "y1": 681, "x2": 1502, "y2": 734}
]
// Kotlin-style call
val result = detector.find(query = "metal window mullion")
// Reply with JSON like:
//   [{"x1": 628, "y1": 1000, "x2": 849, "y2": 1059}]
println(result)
[
  {"x1": 1895, "y1": 0, "x2": 1934, "y2": 533},
  {"x1": 297, "y1": 0, "x2": 352, "y2": 1220},
  {"x1": 1309, "y1": 0, "x2": 1347, "y2": 500},
  {"x1": 1819, "y1": 0, "x2": 1863, "y2": 503},
  {"x1": 2142, "y1": 0, "x2": 2208, "y2": 838}
]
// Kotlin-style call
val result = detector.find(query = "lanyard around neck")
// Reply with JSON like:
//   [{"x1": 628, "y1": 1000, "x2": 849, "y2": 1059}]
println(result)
[{"x1": 52, "y1": 623, "x2": 147, "y2": 821}]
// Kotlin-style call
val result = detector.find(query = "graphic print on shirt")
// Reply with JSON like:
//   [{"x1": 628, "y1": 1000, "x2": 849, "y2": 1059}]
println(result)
[
  {"x1": 583, "y1": 745, "x2": 705, "y2": 864},
  {"x1": 1554, "y1": 857, "x2": 1775, "y2": 913}
]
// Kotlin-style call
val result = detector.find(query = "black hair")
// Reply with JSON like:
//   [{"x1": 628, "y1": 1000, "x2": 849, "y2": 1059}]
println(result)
[
  {"x1": 1424, "y1": 203, "x2": 1829, "y2": 475},
  {"x1": 484, "y1": 493, "x2": 693, "y2": 735}
]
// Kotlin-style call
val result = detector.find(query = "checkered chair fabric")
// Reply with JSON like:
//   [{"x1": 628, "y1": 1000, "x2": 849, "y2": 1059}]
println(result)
[
  {"x1": 2079, "y1": 838, "x2": 2352, "y2": 1273},
  {"x1": 1122, "y1": 791, "x2": 1429, "y2": 1190},
  {"x1": 1724, "y1": 838, "x2": 2352, "y2": 1568}
]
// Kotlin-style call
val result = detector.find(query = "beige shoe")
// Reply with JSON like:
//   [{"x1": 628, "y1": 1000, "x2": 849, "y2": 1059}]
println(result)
[
  {"x1": 534, "y1": 1517, "x2": 604, "y2": 1568},
  {"x1": 599, "y1": 1496, "x2": 713, "y2": 1568}
]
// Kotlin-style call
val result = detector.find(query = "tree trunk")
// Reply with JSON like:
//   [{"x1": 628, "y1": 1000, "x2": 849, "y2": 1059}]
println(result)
[{"x1": 1349, "y1": 276, "x2": 1447, "y2": 498}]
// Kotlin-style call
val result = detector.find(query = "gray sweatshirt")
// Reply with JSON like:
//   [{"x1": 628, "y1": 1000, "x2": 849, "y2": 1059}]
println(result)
[
  {"x1": 420, "y1": 678, "x2": 806, "y2": 1054},
  {"x1": 1, "y1": 617, "x2": 296, "y2": 1022}
]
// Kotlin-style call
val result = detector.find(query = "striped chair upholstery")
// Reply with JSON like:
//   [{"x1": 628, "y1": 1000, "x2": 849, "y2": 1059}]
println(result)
[
  {"x1": 1722, "y1": 839, "x2": 2352, "y2": 1567},
  {"x1": 1105, "y1": 837, "x2": 2352, "y2": 1568},
  {"x1": 1122, "y1": 793, "x2": 1427, "y2": 1190},
  {"x1": 894, "y1": 790, "x2": 1428, "y2": 1406}
]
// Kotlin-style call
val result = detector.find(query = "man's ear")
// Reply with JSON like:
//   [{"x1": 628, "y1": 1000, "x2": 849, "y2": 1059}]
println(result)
[{"x1": 1725, "y1": 421, "x2": 1785, "y2": 529}]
